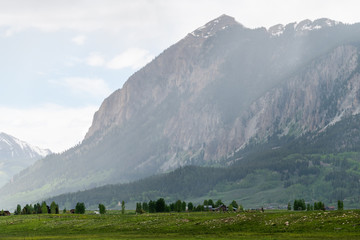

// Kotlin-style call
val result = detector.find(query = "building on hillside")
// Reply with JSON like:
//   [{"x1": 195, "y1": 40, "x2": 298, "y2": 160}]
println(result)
[
  {"x1": 0, "y1": 210, "x2": 10, "y2": 216},
  {"x1": 214, "y1": 204, "x2": 228, "y2": 212},
  {"x1": 326, "y1": 206, "x2": 335, "y2": 211}
]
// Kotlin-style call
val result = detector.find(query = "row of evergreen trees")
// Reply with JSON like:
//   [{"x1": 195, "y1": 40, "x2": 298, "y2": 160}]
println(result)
[
  {"x1": 14, "y1": 201, "x2": 59, "y2": 215},
  {"x1": 135, "y1": 198, "x2": 242, "y2": 214},
  {"x1": 289, "y1": 199, "x2": 344, "y2": 211},
  {"x1": 13, "y1": 201, "x2": 89, "y2": 215}
]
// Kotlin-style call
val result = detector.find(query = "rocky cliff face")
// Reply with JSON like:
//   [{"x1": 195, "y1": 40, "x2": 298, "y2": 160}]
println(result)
[
  {"x1": 238, "y1": 45, "x2": 360, "y2": 144},
  {"x1": 2, "y1": 15, "x2": 360, "y2": 208},
  {"x1": 85, "y1": 15, "x2": 238, "y2": 141}
]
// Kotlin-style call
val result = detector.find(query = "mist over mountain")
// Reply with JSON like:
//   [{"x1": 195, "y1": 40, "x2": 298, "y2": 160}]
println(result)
[
  {"x1": 0, "y1": 132, "x2": 51, "y2": 188},
  {"x1": 2, "y1": 15, "x2": 360, "y2": 208}
]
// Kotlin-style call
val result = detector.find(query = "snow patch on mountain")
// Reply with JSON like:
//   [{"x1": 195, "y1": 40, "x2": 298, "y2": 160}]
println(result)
[
  {"x1": 268, "y1": 18, "x2": 342, "y2": 37},
  {"x1": 0, "y1": 132, "x2": 52, "y2": 187},
  {"x1": 268, "y1": 24, "x2": 285, "y2": 37},
  {"x1": 0, "y1": 132, "x2": 51, "y2": 159},
  {"x1": 190, "y1": 14, "x2": 239, "y2": 38}
]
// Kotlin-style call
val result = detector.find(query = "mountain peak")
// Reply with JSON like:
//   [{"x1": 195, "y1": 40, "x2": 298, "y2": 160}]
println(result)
[
  {"x1": 268, "y1": 18, "x2": 342, "y2": 37},
  {"x1": 190, "y1": 14, "x2": 239, "y2": 38},
  {"x1": 0, "y1": 132, "x2": 51, "y2": 158},
  {"x1": 0, "y1": 132, "x2": 52, "y2": 189}
]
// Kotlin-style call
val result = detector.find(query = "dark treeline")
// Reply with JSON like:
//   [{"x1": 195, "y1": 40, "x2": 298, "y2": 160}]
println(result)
[
  {"x1": 135, "y1": 198, "x2": 241, "y2": 213},
  {"x1": 291, "y1": 199, "x2": 344, "y2": 211},
  {"x1": 12, "y1": 201, "x2": 88, "y2": 215},
  {"x1": 14, "y1": 201, "x2": 59, "y2": 215}
]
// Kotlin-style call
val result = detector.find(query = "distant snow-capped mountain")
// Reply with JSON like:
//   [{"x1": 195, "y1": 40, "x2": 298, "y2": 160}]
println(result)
[{"x1": 0, "y1": 132, "x2": 51, "y2": 187}]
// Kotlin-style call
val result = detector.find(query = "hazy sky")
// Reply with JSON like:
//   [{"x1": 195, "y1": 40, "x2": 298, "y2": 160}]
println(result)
[{"x1": 1, "y1": 0, "x2": 360, "y2": 152}]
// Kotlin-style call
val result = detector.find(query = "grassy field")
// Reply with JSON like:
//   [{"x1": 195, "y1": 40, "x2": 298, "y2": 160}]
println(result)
[{"x1": 0, "y1": 210, "x2": 360, "y2": 239}]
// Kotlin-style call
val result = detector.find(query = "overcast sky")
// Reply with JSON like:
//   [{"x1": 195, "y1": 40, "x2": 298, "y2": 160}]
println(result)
[{"x1": 1, "y1": 0, "x2": 360, "y2": 152}]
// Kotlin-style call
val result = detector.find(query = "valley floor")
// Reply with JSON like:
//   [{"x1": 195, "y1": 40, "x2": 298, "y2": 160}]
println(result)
[{"x1": 0, "y1": 210, "x2": 360, "y2": 239}]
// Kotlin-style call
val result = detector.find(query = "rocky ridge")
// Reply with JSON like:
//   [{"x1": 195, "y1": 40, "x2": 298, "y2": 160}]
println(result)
[{"x1": 268, "y1": 18, "x2": 342, "y2": 37}]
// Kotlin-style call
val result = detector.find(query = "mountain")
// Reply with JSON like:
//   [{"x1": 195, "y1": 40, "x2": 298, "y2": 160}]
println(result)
[
  {"x1": 2, "y1": 15, "x2": 360, "y2": 208},
  {"x1": 0, "y1": 132, "x2": 51, "y2": 188}
]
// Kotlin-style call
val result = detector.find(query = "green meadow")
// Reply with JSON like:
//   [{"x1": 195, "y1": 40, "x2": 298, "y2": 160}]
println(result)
[{"x1": 1, "y1": 210, "x2": 360, "y2": 239}]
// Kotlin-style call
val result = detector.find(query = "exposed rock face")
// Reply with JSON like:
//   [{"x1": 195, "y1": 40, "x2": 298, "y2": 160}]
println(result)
[
  {"x1": 85, "y1": 14, "x2": 239, "y2": 141},
  {"x1": 2, "y1": 15, "x2": 360, "y2": 208},
  {"x1": 237, "y1": 45, "x2": 360, "y2": 143}
]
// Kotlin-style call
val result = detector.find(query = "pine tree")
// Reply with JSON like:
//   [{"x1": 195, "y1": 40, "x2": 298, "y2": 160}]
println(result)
[
  {"x1": 142, "y1": 202, "x2": 149, "y2": 212},
  {"x1": 75, "y1": 202, "x2": 85, "y2": 214},
  {"x1": 181, "y1": 201, "x2": 186, "y2": 212},
  {"x1": 148, "y1": 200, "x2": 156, "y2": 213},
  {"x1": 169, "y1": 203, "x2": 175, "y2": 212},
  {"x1": 293, "y1": 199, "x2": 306, "y2": 211},
  {"x1": 99, "y1": 203, "x2": 106, "y2": 214},
  {"x1": 230, "y1": 200, "x2": 239, "y2": 209},
  {"x1": 41, "y1": 201, "x2": 48, "y2": 214},
  {"x1": 15, "y1": 204, "x2": 21, "y2": 215},
  {"x1": 174, "y1": 200, "x2": 182, "y2": 212},
  {"x1": 136, "y1": 202, "x2": 142, "y2": 214},
  {"x1": 188, "y1": 202, "x2": 194, "y2": 211},
  {"x1": 314, "y1": 201, "x2": 325, "y2": 211},
  {"x1": 121, "y1": 201, "x2": 125, "y2": 214},
  {"x1": 337, "y1": 200, "x2": 344, "y2": 210},
  {"x1": 34, "y1": 203, "x2": 42, "y2": 214},
  {"x1": 50, "y1": 201, "x2": 57, "y2": 214},
  {"x1": 155, "y1": 198, "x2": 165, "y2": 212}
]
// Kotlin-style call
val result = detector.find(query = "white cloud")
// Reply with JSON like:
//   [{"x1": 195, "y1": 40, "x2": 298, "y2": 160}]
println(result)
[
  {"x1": 86, "y1": 52, "x2": 105, "y2": 67},
  {"x1": 107, "y1": 48, "x2": 154, "y2": 70},
  {"x1": 53, "y1": 77, "x2": 111, "y2": 98},
  {"x1": 72, "y1": 35, "x2": 86, "y2": 45},
  {"x1": 0, "y1": 104, "x2": 98, "y2": 153}
]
